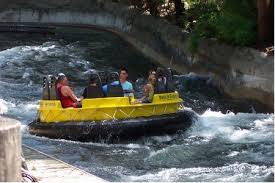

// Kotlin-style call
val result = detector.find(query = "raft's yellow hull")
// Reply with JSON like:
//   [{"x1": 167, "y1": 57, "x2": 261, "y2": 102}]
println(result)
[{"x1": 39, "y1": 92, "x2": 183, "y2": 123}]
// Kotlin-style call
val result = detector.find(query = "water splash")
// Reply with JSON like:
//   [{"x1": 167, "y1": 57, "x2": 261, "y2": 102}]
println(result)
[
  {"x1": 0, "y1": 98, "x2": 11, "y2": 114},
  {"x1": 188, "y1": 109, "x2": 274, "y2": 143}
]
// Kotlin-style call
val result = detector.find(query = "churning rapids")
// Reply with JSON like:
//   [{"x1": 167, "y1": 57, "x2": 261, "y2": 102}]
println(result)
[{"x1": 0, "y1": 29, "x2": 273, "y2": 182}]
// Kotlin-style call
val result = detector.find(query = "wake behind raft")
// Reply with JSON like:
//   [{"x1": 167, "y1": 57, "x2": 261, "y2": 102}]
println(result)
[{"x1": 29, "y1": 71, "x2": 196, "y2": 143}]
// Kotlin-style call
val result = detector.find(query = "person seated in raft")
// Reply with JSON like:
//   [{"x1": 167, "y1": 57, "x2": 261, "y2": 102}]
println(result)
[
  {"x1": 134, "y1": 73, "x2": 156, "y2": 104},
  {"x1": 80, "y1": 75, "x2": 101, "y2": 100},
  {"x1": 103, "y1": 67, "x2": 134, "y2": 97},
  {"x1": 155, "y1": 67, "x2": 167, "y2": 93},
  {"x1": 56, "y1": 73, "x2": 81, "y2": 108}
]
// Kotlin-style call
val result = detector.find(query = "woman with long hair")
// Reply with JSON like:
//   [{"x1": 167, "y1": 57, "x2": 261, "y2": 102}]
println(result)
[{"x1": 135, "y1": 73, "x2": 156, "y2": 103}]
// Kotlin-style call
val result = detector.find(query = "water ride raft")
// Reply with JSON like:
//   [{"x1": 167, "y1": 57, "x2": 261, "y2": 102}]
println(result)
[
  {"x1": 29, "y1": 92, "x2": 195, "y2": 142},
  {"x1": 29, "y1": 72, "x2": 196, "y2": 142}
]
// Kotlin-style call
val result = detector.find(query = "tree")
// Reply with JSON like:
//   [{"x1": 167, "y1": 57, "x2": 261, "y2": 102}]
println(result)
[
  {"x1": 257, "y1": 0, "x2": 273, "y2": 46},
  {"x1": 146, "y1": 0, "x2": 162, "y2": 17},
  {"x1": 173, "y1": 0, "x2": 185, "y2": 26}
]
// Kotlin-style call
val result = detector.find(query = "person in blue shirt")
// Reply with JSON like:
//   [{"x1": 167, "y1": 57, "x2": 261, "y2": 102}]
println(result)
[{"x1": 103, "y1": 68, "x2": 134, "y2": 97}]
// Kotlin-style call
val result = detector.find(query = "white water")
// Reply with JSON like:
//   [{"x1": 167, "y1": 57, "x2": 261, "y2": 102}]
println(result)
[
  {"x1": 121, "y1": 110, "x2": 274, "y2": 181},
  {"x1": 189, "y1": 109, "x2": 273, "y2": 143},
  {"x1": 126, "y1": 163, "x2": 274, "y2": 182}
]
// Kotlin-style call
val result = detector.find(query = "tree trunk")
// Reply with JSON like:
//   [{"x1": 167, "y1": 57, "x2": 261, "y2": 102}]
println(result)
[
  {"x1": 257, "y1": 0, "x2": 273, "y2": 46},
  {"x1": 130, "y1": 0, "x2": 145, "y2": 10},
  {"x1": 173, "y1": 0, "x2": 184, "y2": 26},
  {"x1": 147, "y1": 0, "x2": 159, "y2": 17}
]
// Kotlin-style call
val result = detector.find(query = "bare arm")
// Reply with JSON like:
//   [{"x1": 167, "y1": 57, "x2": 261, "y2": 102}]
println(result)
[
  {"x1": 61, "y1": 86, "x2": 79, "y2": 102},
  {"x1": 136, "y1": 84, "x2": 150, "y2": 103}
]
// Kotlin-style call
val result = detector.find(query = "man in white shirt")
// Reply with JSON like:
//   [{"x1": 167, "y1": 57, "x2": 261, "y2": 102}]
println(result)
[{"x1": 117, "y1": 68, "x2": 134, "y2": 97}]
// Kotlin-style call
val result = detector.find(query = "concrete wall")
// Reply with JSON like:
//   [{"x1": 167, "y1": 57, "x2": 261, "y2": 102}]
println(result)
[
  {"x1": 0, "y1": 0, "x2": 273, "y2": 111},
  {"x1": 194, "y1": 40, "x2": 274, "y2": 111}
]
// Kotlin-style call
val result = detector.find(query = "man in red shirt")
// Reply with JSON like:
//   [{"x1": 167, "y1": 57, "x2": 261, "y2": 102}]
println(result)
[{"x1": 56, "y1": 74, "x2": 80, "y2": 108}]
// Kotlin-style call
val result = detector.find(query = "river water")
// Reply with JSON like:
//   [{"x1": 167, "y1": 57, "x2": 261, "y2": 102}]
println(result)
[{"x1": 0, "y1": 29, "x2": 273, "y2": 182}]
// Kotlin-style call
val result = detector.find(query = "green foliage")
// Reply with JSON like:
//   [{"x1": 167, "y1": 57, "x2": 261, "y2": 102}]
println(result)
[
  {"x1": 188, "y1": 31, "x2": 200, "y2": 53},
  {"x1": 209, "y1": 12, "x2": 257, "y2": 46},
  {"x1": 185, "y1": 0, "x2": 257, "y2": 47},
  {"x1": 126, "y1": 0, "x2": 258, "y2": 47}
]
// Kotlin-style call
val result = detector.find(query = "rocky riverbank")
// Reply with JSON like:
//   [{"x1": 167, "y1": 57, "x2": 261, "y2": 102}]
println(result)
[{"x1": 0, "y1": 0, "x2": 273, "y2": 111}]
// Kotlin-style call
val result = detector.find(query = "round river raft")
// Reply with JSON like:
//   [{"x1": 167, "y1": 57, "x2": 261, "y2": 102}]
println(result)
[{"x1": 29, "y1": 74, "x2": 196, "y2": 143}]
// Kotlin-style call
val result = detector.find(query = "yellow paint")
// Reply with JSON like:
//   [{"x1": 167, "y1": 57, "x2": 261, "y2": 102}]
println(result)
[{"x1": 38, "y1": 92, "x2": 183, "y2": 123}]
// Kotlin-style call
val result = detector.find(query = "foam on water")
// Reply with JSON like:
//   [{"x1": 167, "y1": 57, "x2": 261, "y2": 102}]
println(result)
[
  {"x1": 226, "y1": 151, "x2": 239, "y2": 157},
  {"x1": 188, "y1": 109, "x2": 274, "y2": 143},
  {"x1": 125, "y1": 163, "x2": 274, "y2": 182},
  {"x1": 0, "y1": 98, "x2": 10, "y2": 114},
  {"x1": 0, "y1": 42, "x2": 92, "y2": 80},
  {"x1": 1, "y1": 99, "x2": 39, "y2": 124},
  {"x1": 0, "y1": 98, "x2": 15, "y2": 115},
  {"x1": 147, "y1": 147, "x2": 170, "y2": 159}
]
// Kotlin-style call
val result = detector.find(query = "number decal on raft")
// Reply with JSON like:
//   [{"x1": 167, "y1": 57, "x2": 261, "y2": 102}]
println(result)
[
  {"x1": 158, "y1": 94, "x2": 177, "y2": 101},
  {"x1": 41, "y1": 102, "x2": 57, "y2": 107}
]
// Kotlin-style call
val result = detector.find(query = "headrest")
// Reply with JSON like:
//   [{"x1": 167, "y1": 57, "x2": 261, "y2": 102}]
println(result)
[
  {"x1": 156, "y1": 67, "x2": 165, "y2": 77},
  {"x1": 89, "y1": 72, "x2": 101, "y2": 86},
  {"x1": 98, "y1": 71, "x2": 108, "y2": 85},
  {"x1": 166, "y1": 68, "x2": 173, "y2": 81},
  {"x1": 108, "y1": 72, "x2": 119, "y2": 83},
  {"x1": 46, "y1": 75, "x2": 56, "y2": 88},
  {"x1": 42, "y1": 76, "x2": 48, "y2": 88},
  {"x1": 156, "y1": 67, "x2": 173, "y2": 80}
]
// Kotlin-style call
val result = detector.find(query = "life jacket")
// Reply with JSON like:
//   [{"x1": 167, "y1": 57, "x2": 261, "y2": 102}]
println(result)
[{"x1": 57, "y1": 85, "x2": 76, "y2": 108}]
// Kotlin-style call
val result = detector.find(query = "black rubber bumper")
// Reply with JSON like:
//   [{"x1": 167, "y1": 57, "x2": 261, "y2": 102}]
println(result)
[{"x1": 28, "y1": 110, "x2": 197, "y2": 143}]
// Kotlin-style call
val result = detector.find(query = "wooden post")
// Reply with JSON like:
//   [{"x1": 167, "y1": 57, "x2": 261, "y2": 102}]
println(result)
[{"x1": 0, "y1": 117, "x2": 21, "y2": 182}]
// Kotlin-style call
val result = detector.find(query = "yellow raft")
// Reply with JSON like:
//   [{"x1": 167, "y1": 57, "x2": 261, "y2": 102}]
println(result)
[
  {"x1": 30, "y1": 89, "x2": 195, "y2": 143},
  {"x1": 39, "y1": 92, "x2": 182, "y2": 123}
]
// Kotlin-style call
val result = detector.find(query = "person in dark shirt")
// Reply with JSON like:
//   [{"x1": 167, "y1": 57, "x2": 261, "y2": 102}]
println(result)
[
  {"x1": 81, "y1": 76, "x2": 97, "y2": 100},
  {"x1": 155, "y1": 67, "x2": 167, "y2": 94}
]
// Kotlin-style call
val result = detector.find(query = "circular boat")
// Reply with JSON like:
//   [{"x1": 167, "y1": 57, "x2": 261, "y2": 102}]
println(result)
[
  {"x1": 29, "y1": 110, "x2": 195, "y2": 143},
  {"x1": 29, "y1": 71, "x2": 197, "y2": 142}
]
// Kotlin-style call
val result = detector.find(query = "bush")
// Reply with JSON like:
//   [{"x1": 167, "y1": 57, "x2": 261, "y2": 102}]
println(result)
[
  {"x1": 209, "y1": 12, "x2": 256, "y2": 46},
  {"x1": 188, "y1": 31, "x2": 200, "y2": 53},
  {"x1": 185, "y1": 0, "x2": 257, "y2": 48}
]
